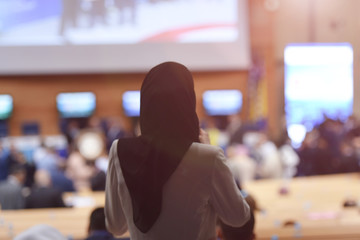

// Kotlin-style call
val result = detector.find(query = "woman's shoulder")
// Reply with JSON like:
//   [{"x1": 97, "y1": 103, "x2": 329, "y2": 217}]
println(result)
[
  {"x1": 178, "y1": 143, "x2": 228, "y2": 181},
  {"x1": 109, "y1": 139, "x2": 119, "y2": 156},
  {"x1": 190, "y1": 142, "x2": 224, "y2": 153},
  {"x1": 187, "y1": 142, "x2": 226, "y2": 163}
]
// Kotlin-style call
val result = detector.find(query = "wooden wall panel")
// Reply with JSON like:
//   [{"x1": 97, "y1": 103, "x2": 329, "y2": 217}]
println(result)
[
  {"x1": 248, "y1": 0, "x2": 277, "y2": 139},
  {"x1": 0, "y1": 71, "x2": 248, "y2": 136}
]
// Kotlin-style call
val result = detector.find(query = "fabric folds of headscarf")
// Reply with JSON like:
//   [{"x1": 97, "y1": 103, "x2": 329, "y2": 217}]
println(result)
[{"x1": 117, "y1": 62, "x2": 200, "y2": 233}]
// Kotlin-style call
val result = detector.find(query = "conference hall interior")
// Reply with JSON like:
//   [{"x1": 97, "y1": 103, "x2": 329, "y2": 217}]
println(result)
[{"x1": 0, "y1": 0, "x2": 360, "y2": 239}]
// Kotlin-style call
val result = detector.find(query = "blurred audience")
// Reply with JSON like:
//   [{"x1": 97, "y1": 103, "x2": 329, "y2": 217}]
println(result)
[
  {"x1": 86, "y1": 207, "x2": 119, "y2": 240},
  {"x1": 66, "y1": 149, "x2": 94, "y2": 191},
  {"x1": 338, "y1": 139, "x2": 359, "y2": 173},
  {"x1": 218, "y1": 113, "x2": 360, "y2": 180},
  {"x1": 25, "y1": 169, "x2": 65, "y2": 209},
  {"x1": 0, "y1": 164, "x2": 26, "y2": 210},
  {"x1": 253, "y1": 133, "x2": 283, "y2": 179},
  {"x1": 33, "y1": 145, "x2": 63, "y2": 174},
  {"x1": 0, "y1": 143, "x2": 16, "y2": 181},
  {"x1": 89, "y1": 162, "x2": 106, "y2": 191},
  {"x1": 203, "y1": 116, "x2": 229, "y2": 148},
  {"x1": 64, "y1": 119, "x2": 81, "y2": 148},
  {"x1": 14, "y1": 224, "x2": 67, "y2": 240},
  {"x1": 275, "y1": 133, "x2": 300, "y2": 179},
  {"x1": 297, "y1": 115, "x2": 360, "y2": 176},
  {"x1": 226, "y1": 144, "x2": 256, "y2": 185},
  {"x1": 105, "y1": 117, "x2": 127, "y2": 151},
  {"x1": 0, "y1": 112, "x2": 358, "y2": 213},
  {"x1": 50, "y1": 164, "x2": 76, "y2": 193}
]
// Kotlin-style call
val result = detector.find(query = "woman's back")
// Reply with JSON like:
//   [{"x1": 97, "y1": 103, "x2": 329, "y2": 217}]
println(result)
[
  {"x1": 105, "y1": 141, "x2": 250, "y2": 240},
  {"x1": 105, "y1": 62, "x2": 249, "y2": 240}
]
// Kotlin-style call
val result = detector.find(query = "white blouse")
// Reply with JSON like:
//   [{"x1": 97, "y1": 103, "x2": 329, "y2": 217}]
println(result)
[{"x1": 105, "y1": 140, "x2": 250, "y2": 240}]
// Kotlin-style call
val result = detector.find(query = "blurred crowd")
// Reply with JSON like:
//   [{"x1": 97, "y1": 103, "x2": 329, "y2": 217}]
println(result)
[
  {"x1": 2, "y1": 113, "x2": 359, "y2": 239},
  {"x1": 296, "y1": 115, "x2": 360, "y2": 176},
  {"x1": 202, "y1": 115, "x2": 300, "y2": 186},
  {"x1": 0, "y1": 116, "x2": 131, "y2": 210},
  {"x1": 1, "y1": 114, "x2": 360, "y2": 212},
  {"x1": 202, "y1": 114, "x2": 360, "y2": 186}
]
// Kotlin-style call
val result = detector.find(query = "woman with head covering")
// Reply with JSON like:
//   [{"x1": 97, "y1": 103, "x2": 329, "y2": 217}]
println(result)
[{"x1": 105, "y1": 62, "x2": 250, "y2": 240}]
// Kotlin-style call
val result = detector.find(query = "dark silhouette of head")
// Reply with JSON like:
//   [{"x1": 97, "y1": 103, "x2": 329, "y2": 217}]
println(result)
[
  {"x1": 140, "y1": 61, "x2": 199, "y2": 145},
  {"x1": 88, "y1": 207, "x2": 107, "y2": 233},
  {"x1": 9, "y1": 164, "x2": 27, "y2": 184}
]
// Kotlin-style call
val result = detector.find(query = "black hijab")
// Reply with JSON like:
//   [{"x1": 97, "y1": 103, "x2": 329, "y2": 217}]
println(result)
[{"x1": 117, "y1": 62, "x2": 200, "y2": 233}]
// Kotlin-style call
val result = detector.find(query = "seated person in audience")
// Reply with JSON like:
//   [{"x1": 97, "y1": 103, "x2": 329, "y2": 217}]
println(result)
[
  {"x1": 0, "y1": 164, "x2": 26, "y2": 210},
  {"x1": 17, "y1": 151, "x2": 37, "y2": 188},
  {"x1": 226, "y1": 144, "x2": 256, "y2": 185},
  {"x1": 254, "y1": 133, "x2": 283, "y2": 179},
  {"x1": 0, "y1": 143, "x2": 16, "y2": 181},
  {"x1": 33, "y1": 145, "x2": 61, "y2": 174},
  {"x1": 51, "y1": 164, "x2": 76, "y2": 193},
  {"x1": 86, "y1": 207, "x2": 119, "y2": 240},
  {"x1": 66, "y1": 149, "x2": 94, "y2": 191},
  {"x1": 1, "y1": 144, "x2": 35, "y2": 188},
  {"x1": 338, "y1": 140, "x2": 360, "y2": 173},
  {"x1": 25, "y1": 169, "x2": 65, "y2": 209},
  {"x1": 90, "y1": 163, "x2": 106, "y2": 191},
  {"x1": 14, "y1": 224, "x2": 67, "y2": 240}
]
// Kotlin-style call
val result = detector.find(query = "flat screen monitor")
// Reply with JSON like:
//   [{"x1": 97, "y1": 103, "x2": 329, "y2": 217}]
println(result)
[
  {"x1": 0, "y1": 94, "x2": 13, "y2": 120},
  {"x1": 202, "y1": 89, "x2": 242, "y2": 116},
  {"x1": 0, "y1": 0, "x2": 251, "y2": 74},
  {"x1": 122, "y1": 90, "x2": 140, "y2": 117},
  {"x1": 56, "y1": 92, "x2": 96, "y2": 118},
  {"x1": 284, "y1": 43, "x2": 353, "y2": 146}
]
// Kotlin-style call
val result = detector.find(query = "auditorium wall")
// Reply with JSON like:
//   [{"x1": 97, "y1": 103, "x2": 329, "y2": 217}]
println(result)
[
  {"x1": 3, "y1": 0, "x2": 358, "y2": 140},
  {"x1": 0, "y1": 1, "x2": 273, "y2": 137},
  {"x1": 272, "y1": 0, "x2": 360, "y2": 139},
  {"x1": 0, "y1": 71, "x2": 249, "y2": 135}
]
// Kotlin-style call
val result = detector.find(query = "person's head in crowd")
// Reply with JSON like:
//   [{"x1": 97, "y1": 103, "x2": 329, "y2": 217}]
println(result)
[
  {"x1": 14, "y1": 224, "x2": 67, "y2": 240},
  {"x1": 300, "y1": 129, "x2": 319, "y2": 150},
  {"x1": 317, "y1": 135, "x2": 329, "y2": 150},
  {"x1": 90, "y1": 164, "x2": 106, "y2": 191},
  {"x1": 217, "y1": 210, "x2": 255, "y2": 240},
  {"x1": 34, "y1": 169, "x2": 52, "y2": 188},
  {"x1": 352, "y1": 136, "x2": 360, "y2": 154},
  {"x1": 0, "y1": 142, "x2": 5, "y2": 154},
  {"x1": 9, "y1": 164, "x2": 27, "y2": 184},
  {"x1": 0, "y1": 143, "x2": 11, "y2": 181},
  {"x1": 139, "y1": 61, "x2": 199, "y2": 144},
  {"x1": 86, "y1": 207, "x2": 115, "y2": 240},
  {"x1": 88, "y1": 207, "x2": 107, "y2": 233}
]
